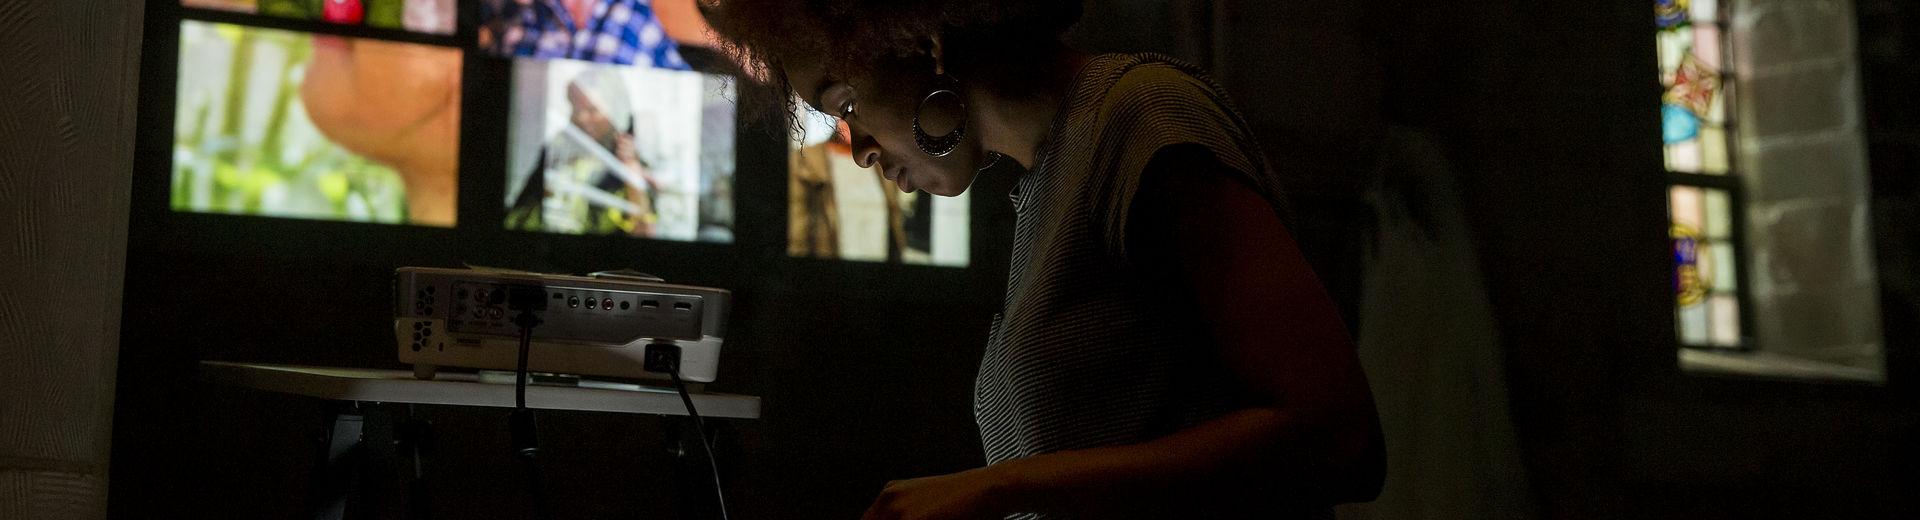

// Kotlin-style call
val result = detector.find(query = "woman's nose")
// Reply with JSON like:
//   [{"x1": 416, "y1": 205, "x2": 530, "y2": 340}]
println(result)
[{"x1": 851, "y1": 131, "x2": 882, "y2": 169}]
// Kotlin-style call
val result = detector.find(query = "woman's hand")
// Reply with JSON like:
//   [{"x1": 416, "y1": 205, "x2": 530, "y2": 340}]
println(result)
[{"x1": 861, "y1": 466, "x2": 1014, "y2": 520}]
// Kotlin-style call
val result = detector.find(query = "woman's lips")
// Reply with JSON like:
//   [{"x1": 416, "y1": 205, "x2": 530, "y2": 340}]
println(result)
[
  {"x1": 895, "y1": 169, "x2": 915, "y2": 193},
  {"x1": 882, "y1": 166, "x2": 914, "y2": 192}
]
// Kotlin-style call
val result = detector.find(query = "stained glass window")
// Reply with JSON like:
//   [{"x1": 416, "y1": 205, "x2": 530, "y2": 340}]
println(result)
[
  {"x1": 1669, "y1": 185, "x2": 1742, "y2": 348},
  {"x1": 1657, "y1": 0, "x2": 1731, "y2": 175},
  {"x1": 1658, "y1": 0, "x2": 1747, "y2": 351},
  {"x1": 1655, "y1": 0, "x2": 1886, "y2": 381}
]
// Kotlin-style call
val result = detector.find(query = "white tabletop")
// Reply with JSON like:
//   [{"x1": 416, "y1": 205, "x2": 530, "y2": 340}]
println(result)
[{"x1": 198, "y1": 361, "x2": 761, "y2": 419}]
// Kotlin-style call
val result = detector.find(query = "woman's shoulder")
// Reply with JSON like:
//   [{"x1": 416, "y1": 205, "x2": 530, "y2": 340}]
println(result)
[
  {"x1": 1088, "y1": 54, "x2": 1233, "y2": 115},
  {"x1": 1075, "y1": 53, "x2": 1263, "y2": 180},
  {"x1": 1078, "y1": 54, "x2": 1249, "y2": 148},
  {"x1": 1065, "y1": 55, "x2": 1277, "y2": 261}
]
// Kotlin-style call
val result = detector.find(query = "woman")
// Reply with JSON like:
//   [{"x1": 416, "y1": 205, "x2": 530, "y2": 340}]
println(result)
[{"x1": 704, "y1": 1, "x2": 1385, "y2": 518}]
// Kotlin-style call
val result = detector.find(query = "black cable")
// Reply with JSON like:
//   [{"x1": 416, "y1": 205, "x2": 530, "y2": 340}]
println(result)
[
  {"x1": 515, "y1": 313, "x2": 536, "y2": 410},
  {"x1": 515, "y1": 451, "x2": 550, "y2": 520},
  {"x1": 510, "y1": 309, "x2": 550, "y2": 520},
  {"x1": 668, "y1": 362, "x2": 731, "y2": 520}
]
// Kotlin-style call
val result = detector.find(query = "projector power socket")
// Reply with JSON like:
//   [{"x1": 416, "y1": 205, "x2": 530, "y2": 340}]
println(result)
[{"x1": 643, "y1": 343, "x2": 682, "y2": 374}]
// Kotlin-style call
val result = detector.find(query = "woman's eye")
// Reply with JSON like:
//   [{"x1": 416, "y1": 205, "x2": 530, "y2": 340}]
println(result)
[{"x1": 838, "y1": 99, "x2": 856, "y2": 119}]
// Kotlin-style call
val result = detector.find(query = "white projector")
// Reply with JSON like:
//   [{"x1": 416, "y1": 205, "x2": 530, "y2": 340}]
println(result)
[{"x1": 394, "y1": 267, "x2": 729, "y2": 382}]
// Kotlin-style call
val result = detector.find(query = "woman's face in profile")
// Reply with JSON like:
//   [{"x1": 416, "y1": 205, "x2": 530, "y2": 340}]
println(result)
[{"x1": 787, "y1": 55, "x2": 987, "y2": 197}]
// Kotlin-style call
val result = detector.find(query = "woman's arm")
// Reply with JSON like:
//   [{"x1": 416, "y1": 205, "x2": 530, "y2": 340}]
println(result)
[{"x1": 863, "y1": 148, "x2": 1384, "y2": 519}]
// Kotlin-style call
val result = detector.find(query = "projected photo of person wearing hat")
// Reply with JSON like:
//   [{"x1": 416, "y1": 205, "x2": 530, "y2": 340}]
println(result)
[
  {"x1": 504, "y1": 58, "x2": 729, "y2": 240},
  {"x1": 509, "y1": 68, "x2": 661, "y2": 236}
]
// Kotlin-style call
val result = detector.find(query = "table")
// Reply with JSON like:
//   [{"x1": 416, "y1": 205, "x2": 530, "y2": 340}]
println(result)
[
  {"x1": 198, "y1": 361, "x2": 760, "y2": 519},
  {"x1": 198, "y1": 361, "x2": 762, "y2": 419}
]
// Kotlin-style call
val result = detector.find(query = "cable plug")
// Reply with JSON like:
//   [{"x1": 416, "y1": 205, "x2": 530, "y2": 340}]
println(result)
[
  {"x1": 509, "y1": 408, "x2": 539, "y2": 459},
  {"x1": 644, "y1": 343, "x2": 682, "y2": 374}
]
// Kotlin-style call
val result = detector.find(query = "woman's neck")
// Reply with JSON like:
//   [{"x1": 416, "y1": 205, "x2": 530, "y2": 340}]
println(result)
[{"x1": 965, "y1": 44, "x2": 1090, "y2": 169}]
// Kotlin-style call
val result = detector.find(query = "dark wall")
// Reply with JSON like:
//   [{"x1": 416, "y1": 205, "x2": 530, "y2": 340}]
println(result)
[{"x1": 1367, "y1": 1, "x2": 1657, "y2": 516}]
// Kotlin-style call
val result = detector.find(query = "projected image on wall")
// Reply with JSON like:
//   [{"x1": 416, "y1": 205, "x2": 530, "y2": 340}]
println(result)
[
  {"x1": 182, "y1": 0, "x2": 457, "y2": 35},
  {"x1": 504, "y1": 59, "x2": 736, "y2": 242},
  {"x1": 171, "y1": 21, "x2": 463, "y2": 226},
  {"x1": 788, "y1": 110, "x2": 970, "y2": 267}
]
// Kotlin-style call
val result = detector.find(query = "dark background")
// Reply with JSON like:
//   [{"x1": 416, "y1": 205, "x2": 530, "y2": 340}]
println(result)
[{"x1": 87, "y1": 0, "x2": 1920, "y2": 519}]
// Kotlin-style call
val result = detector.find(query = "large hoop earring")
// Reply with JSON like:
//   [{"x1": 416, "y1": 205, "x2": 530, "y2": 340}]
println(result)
[{"x1": 913, "y1": 75, "x2": 966, "y2": 158}]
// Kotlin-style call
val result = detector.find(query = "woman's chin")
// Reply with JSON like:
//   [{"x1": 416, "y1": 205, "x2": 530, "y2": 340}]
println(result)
[{"x1": 923, "y1": 180, "x2": 965, "y2": 197}]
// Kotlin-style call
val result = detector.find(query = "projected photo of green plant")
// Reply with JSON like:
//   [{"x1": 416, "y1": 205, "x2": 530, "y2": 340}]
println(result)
[{"x1": 171, "y1": 20, "x2": 462, "y2": 226}]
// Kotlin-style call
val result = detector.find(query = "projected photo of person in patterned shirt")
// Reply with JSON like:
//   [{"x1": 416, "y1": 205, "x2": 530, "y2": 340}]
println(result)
[{"x1": 478, "y1": 0, "x2": 704, "y2": 68}]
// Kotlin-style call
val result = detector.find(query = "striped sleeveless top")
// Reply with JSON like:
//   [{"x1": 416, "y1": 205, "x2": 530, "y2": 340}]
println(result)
[{"x1": 976, "y1": 54, "x2": 1326, "y2": 518}]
